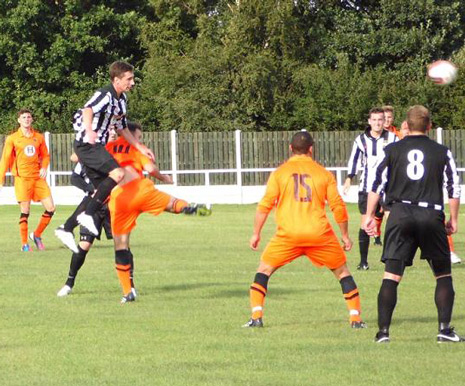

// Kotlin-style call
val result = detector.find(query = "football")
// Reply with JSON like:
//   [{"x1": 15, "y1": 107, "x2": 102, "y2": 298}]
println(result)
[{"x1": 427, "y1": 60, "x2": 458, "y2": 85}]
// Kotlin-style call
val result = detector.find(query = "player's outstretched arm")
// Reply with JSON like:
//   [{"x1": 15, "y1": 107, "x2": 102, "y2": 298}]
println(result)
[
  {"x1": 119, "y1": 128, "x2": 155, "y2": 160},
  {"x1": 144, "y1": 162, "x2": 173, "y2": 184}
]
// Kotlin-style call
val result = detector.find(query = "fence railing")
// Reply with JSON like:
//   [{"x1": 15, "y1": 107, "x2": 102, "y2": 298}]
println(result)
[{"x1": 1, "y1": 127, "x2": 464, "y2": 189}]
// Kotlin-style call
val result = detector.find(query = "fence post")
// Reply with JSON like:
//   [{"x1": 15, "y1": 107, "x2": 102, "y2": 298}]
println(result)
[
  {"x1": 436, "y1": 127, "x2": 443, "y2": 144},
  {"x1": 45, "y1": 131, "x2": 53, "y2": 187},
  {"x1": 170, "y1": 130, "x2": 178, "y2": 186},
  {"x1": 235, "y1": 130, "x2": 242, "y2": 202}
]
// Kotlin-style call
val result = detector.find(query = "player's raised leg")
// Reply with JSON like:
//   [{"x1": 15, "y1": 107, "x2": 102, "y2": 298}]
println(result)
[{"x1": 57, "y1": 242, "x2": 91, "y2": 297}]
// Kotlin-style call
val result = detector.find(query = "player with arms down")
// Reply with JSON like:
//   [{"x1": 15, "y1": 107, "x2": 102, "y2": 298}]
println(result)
[
  {"x1": 0, "y1": 109, "x2": 55, "y2": 251},
  {"x1": 365, "y1": 105, "x2": 463, "y2": 343},
  {"x1": 244, "y1": 131, "x2": 366, "y2": 329}
]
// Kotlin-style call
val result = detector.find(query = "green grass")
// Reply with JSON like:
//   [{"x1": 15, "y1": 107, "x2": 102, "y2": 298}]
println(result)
[{"x1": 1, "y1": 203, "x2": 465, "y2": 385}]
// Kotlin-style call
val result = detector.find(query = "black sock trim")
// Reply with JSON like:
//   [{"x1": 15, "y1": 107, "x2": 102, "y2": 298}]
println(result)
[
  {"x1": 250, "y1": 286, "x2": 266, "y2": 297},
  {"x1": 254, "y1": 272, "x2": 269, "y2": 289}
]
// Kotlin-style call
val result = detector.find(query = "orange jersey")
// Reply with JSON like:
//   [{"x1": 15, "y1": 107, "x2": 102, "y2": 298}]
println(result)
[
  {"x1": 0, "y1": 128, "x2": 50, "y2": 182},
  {"x1": 105, "y1": 137, "x2": 151, "y2": 177},
  {"x1": 258, "y1": 155, "x2": 348, "y2": 243},
  {"x1": 386, "y1": 125, "x2": 401, "y2": 139}
]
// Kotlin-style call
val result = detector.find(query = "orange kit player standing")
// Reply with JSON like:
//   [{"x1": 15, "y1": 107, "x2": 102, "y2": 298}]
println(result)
[
  {"x1": 107, "y1": 122, "x2": 211, "y2": 303},
  {"x1": 0, "y1": 109, "x2": 55, "y2": 251},
  {"x1": 243, "y1": 131, "x2": 366, "y2": 329}
]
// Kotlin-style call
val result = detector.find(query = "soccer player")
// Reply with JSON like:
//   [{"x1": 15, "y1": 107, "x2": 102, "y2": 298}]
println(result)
[
  {"x1": 55, "y1": 128, "x2": 117, "y2": 253},
  {"x1": 383, "y1": 105, "x2": 401, "y2": 138},
  {"x1": 398, "y1": 120, "x2": 461, "y2": 265},
  {"x1": 56, "y1": 198, "x2": 113, "y2": 297},
  {"x1": 364, "y1": 105, "x2": 463, "y2": 343},
  {"x1": 72, "y1": 61, "x2": 154, "y2": 237},
  {"x1": 343, "y1": 108, "x2": 397, "y2": 270},
  {"x1": 0, "y1": 109, "x2": 55, "y2": 251},
  {"x1": 243, "y1": 131, "x2": 366, "y2": 329},
  {"x1": 107, "y1": 122, "x2": 211, "y2": 303}
]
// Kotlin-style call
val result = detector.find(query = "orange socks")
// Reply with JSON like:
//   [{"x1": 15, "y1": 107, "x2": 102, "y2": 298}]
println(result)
[
  {"x1": 115, "y1": 249, "x2": 132, "y2": 295},
  {"x1": 250, "y1": 273, "x2": 269, "y2": 320},
  {"x1": 340, "y1": 276, "x2": 362, "y2": 323},
  {"x1": 116, "y1": 264, "x2": 132, "y2": 295},
  {"x1": 171, "y1": 198, "x2": 189, "y2": 214},
  {"x1": 19, "y1": 213, "x2": 29, "y2": 244},
  {"x1": 34, "y1": 210, "x2": 54, "y2": 237},
  {"x1": 448, "y1": 235, "x2": 455, "y2": 252}
]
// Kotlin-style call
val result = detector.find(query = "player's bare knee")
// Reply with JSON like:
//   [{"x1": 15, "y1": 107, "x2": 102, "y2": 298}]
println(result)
[
  {"x1": 109, "y1": 168, "x2": 125, "y2": 183},
  {"x1": 256, "y1": 262, "x2": 276, "y2": 276}
]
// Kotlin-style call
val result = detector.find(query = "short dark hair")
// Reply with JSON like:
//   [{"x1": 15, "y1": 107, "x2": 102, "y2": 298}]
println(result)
[
  {"x1": 406, "y1": 105, "x2": 430, "y2": 133},
  {"x1": 369, "y1": 107, "x2": 385, "y2": 117},
  {"x1": 127, "y1": 121, "x2": 142, "y2": 133},
  {"x1": 17, "y1": 108, "x2": 32, "y2": 117},
  {"x1": 291, "y1": 131, "x2": 314, "y2": 154},
  {"x1": 109, "y1": 61, "x2": 134, "y2": 81},
  {"x1": 382, "y1": 105, "x2": 394, "y2": 114}
]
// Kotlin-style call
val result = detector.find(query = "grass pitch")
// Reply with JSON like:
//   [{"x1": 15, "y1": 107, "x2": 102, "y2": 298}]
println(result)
[{"x1": 1, "y1": 204, "x2": 465, "y2": 385}]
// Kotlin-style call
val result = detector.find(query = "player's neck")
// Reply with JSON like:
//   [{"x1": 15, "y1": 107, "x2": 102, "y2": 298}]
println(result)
[
  {"x1": 112, "y1": 83, "x2": 124, "y2": 98},
  {"x1": 370, "y1": 129, "x2": 382, "y2": 138},
  {"x1": 408, "y1": 131, "x2": 428, "y2": 136},
  {"x1": 19, "y1": 126, "x2": 33, "y2": 137}
]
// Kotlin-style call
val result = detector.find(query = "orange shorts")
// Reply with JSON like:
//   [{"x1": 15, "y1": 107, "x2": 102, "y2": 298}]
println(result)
[
  {"x1": 14, "y1": 177, "x2": 52, "y2": 202},
  {"x1": 261, "y1": 232, "x2": 346, "y2": 270},
  {"x1": 109, "y1": 178, "x2": 171, "y2": 235}
]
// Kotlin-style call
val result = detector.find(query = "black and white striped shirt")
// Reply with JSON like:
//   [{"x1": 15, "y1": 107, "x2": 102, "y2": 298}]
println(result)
[
  {"x1": 372, "y1": 135, "x2": 461, "y2": 210},
  {"x1": 73, "y1": 84, "x2": 128, "y2": 144},
  {"x1": 346, "y1": 128, "x2": 398, "y2": 193}
]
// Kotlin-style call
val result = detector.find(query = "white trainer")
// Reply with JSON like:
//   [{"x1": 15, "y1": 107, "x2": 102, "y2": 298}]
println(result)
[
  {"x1": 451, "y1": 252, "x2": 462, "y2": 264},
  {"x1": 55, "y1": 226, "x2": 78, "y2": 253},
  {"x1": 76, "y1": 213, "x2": 98, "y2": 236},
  {"x1": 57, "y1": 285, "x2": 72, "y2": 297},
  {"x1": 131, "y1": 287, "x2": 138, "y2": 298}
]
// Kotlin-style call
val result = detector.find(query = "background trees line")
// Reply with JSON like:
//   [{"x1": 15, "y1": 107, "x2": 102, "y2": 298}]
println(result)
[{"x1": 0, "y1": 0, "x2": 464, "y2": 134}]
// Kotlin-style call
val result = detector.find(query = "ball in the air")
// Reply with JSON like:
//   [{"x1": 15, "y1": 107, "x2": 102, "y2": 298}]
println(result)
[{"x1": 427, "y1": 60, "x2": 458, "y2": 85}]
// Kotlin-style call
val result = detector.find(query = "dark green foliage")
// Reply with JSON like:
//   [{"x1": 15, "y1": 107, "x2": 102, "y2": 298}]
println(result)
[{"x1": 0, "y1": 0, "x2": 464, "y2": 133}]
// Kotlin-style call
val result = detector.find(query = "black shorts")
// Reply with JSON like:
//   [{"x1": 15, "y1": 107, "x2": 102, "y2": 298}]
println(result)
[
  {"x1": 384, "y1": 258, "x2": 451, "y2": 276},
  {"x1": 80, "y1": 204, "x2": 112, "y2": 241},
  {"x1": 381, "y1": 203, "x2": 449, "y2": 267},
  {"x1": 358, "y1": 192, "x2": 383, "y2": 217},
  {"x1": 74, "y1": 141, "x2": 119, "y2": 187}
]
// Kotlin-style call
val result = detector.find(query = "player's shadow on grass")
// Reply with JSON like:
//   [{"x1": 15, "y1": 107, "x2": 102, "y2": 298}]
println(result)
[
  {"x1": 214, "y1": 287, "x2": 324, "y2": 298},
  {"x1": 158, "y1": 282, "x2": 238, "y2": 292},
  {"x1": 394, "y1": 314, "x2": 465, "y2": 324}
]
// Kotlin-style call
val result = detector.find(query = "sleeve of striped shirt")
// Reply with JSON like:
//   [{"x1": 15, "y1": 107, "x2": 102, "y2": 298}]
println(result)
[
  {"x1": 257, "y1": 171, "x2": 279, "y2": 213},
  {"x1": 326, "y1": 171, "x2": 348, "y2": 223},
  {"x1": 444, "y1": 149, "x2": 461, "y2": 199},
  {"x1": 372, "y1": 152, "x2": 388, "y2": 194},
  {"x1": 84, "y1": 90, "x2": 110, "y2": 114},
  {"x1": 346, "y1": 137, "x2": 361, "y2": 179}
]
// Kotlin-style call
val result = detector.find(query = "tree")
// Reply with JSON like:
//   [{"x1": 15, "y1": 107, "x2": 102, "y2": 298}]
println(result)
[{"x1": 0, "y1": 0, "x2": 153, "y2": 133}]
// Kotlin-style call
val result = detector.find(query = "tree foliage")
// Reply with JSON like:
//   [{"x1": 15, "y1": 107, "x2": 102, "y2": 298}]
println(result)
[{"x1": 0, "y1": 0, "x2": 464, "y2": 133}]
